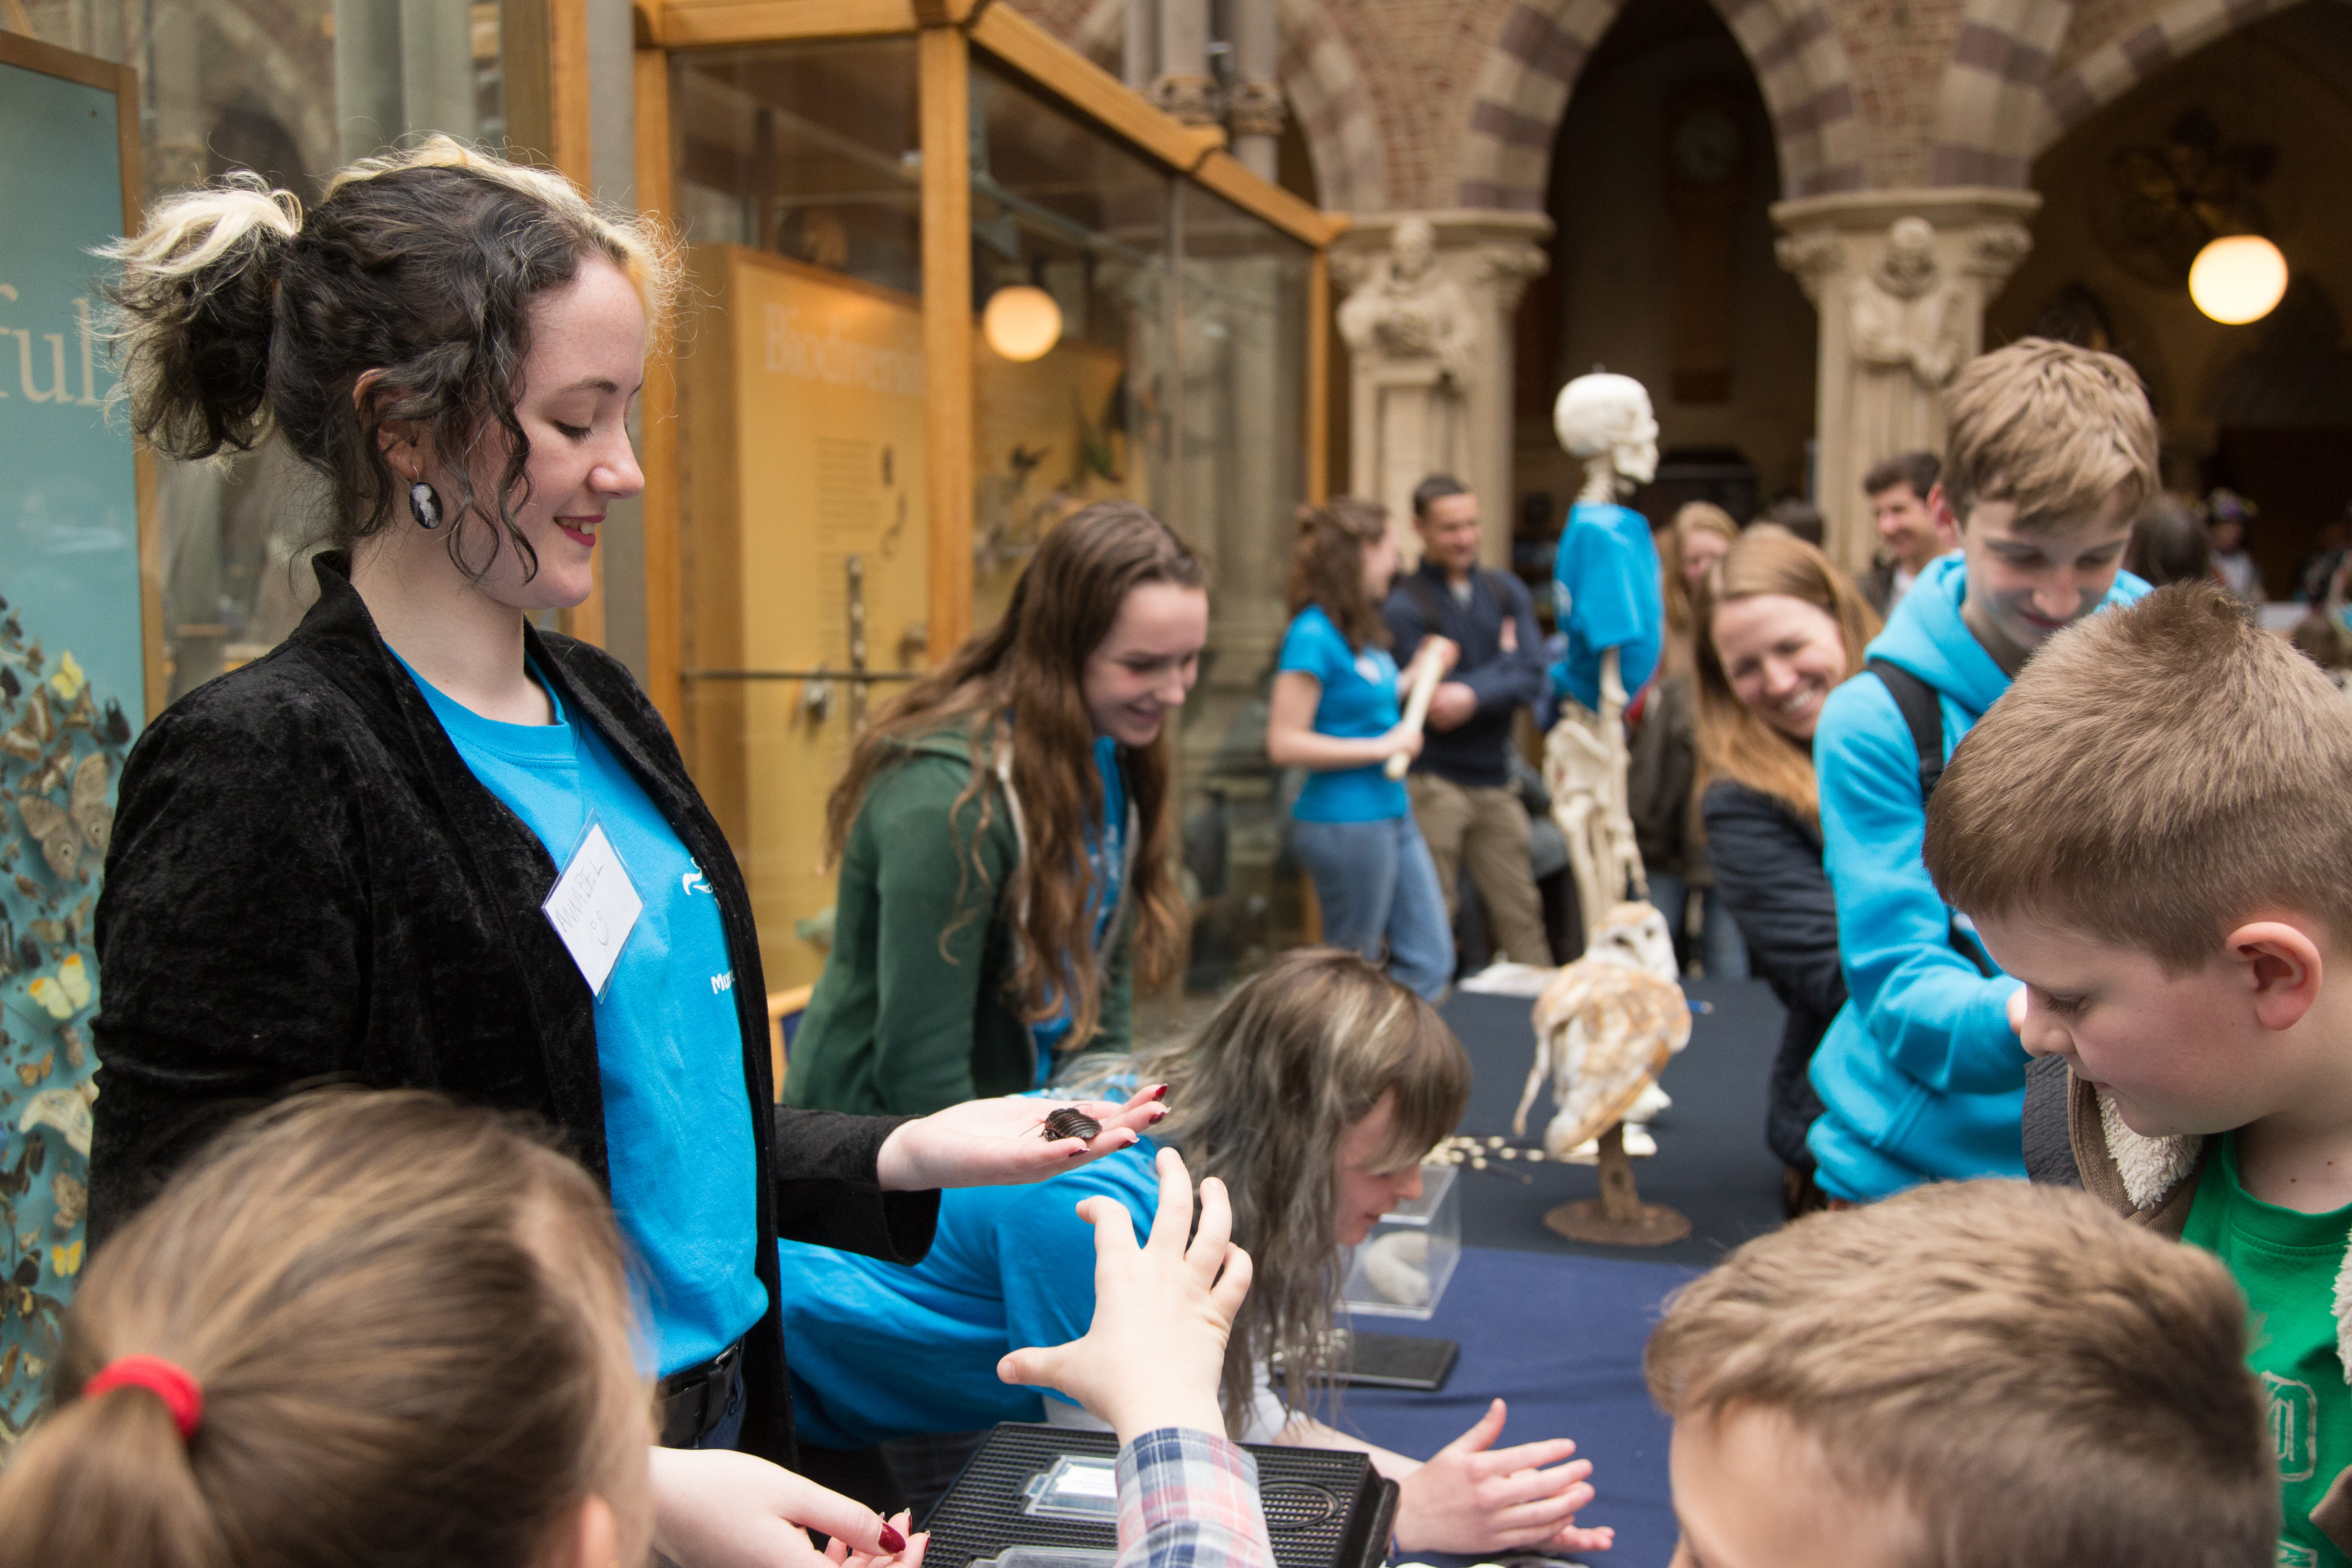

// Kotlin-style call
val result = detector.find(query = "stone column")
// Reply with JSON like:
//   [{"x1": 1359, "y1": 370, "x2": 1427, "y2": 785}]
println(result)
[
  {"x1": 1331, "y1": 210, "x2": 1549, "y2": 571},
  {"x1": 1149, "y1": 0, "x2": 1217, "y2": 126},
  {"x1": 1226, "y1": 0, "x2": 1281, "y2": 183},
  {"x1": 1771, "y1": 188, "x2": 2040, "y2": 576}
]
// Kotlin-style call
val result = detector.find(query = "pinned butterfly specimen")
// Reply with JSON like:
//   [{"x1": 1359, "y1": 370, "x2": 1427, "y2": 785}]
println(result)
[
  {"x1": 14, "y1": 934, "x2": 37, "y2": 973},
  {"x1": 15, "y1": 795, "x2": 79, "y2": 881},
  {"x1": 14, "y1": 1053, "x2": 50, "y2": 1088},
  {"x1": 101, "y1": 699, "x2": 129, "y2": 747},
  {"x1": 25, "y1": 745, "x2": 73, "y2": 798},
  {"x1": 0, "y1": 666, "x2": 16, "y2": 704},
  {"x1": 27, "y1": 919, "x2": 64, "y2": 948},
  {"x1": 25, "y1": 955, "x2": 91, "y2": 1020},
  {"x1": 59, "y1": 1023, "x2": 84, "y2": 1070},
  {"x1": 22, "y1": 639, "x2": 41, "y2": 677},
  {"x1": 46, "y1": 652, "x2": 83, "y2": 704},
  {"x1": 18, "y1": 1083, "x2": 93, "y2": 1156},
  {"x1": 0, "y1": 700, "x2": 43, "y2": 764},
  {"x1": 63, "y1": 896, "x2": 91, "y2": 949},
  {"x1": 47, "y1": 1240, "x2": 81, "y2": 1278},
  {"x1": 13, "y1": 875, "x2": 48, "y2": 906},
  {"x1": 51, "y1": 1172, "x2": 86, "y2": 1230},
  {"x1": 71, "y1": 754, "x2": 110, "y2": 854},
  {"x1": 59, "y1": 689, "x2": 93, "y2": 732},
  {"x1": 0, "y1": 613, "x2": 19, "y2": 647}
]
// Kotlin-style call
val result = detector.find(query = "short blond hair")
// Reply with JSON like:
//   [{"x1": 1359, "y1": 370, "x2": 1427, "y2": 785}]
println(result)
[
  {"x1": 1646, "y1": 1180, "x2": 2273, "y2": 1568},
  {"x1": 1941, "y1": 337, "x2": 2160, "y2": 531},
  {"x1": 1926, "y1": 581, "x2": 2352, "y2": 968}
]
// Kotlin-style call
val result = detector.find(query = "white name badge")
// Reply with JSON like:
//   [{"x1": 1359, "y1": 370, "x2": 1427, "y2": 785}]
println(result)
[{"x1": 543, "y1": 822, "x2": 644, "y2": 997}]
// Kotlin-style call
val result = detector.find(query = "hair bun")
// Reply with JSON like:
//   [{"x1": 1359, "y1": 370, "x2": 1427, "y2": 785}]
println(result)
[{"x1": 103, "y1": 172, "x2": 302, "y2": 460}]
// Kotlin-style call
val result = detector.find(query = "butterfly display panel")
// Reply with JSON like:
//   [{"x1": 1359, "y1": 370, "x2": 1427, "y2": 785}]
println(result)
[{"x1": 1, "y1": 44, "x2": 149, "y2": 1446}]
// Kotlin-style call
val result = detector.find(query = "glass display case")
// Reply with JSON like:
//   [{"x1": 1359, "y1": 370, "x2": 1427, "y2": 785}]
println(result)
[{"x1": 641, "y1": 1, "x2": 1341, "y2": 996}]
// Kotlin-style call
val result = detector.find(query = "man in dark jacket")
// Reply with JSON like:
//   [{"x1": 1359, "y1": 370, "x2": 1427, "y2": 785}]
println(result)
[
  {"x1": 1857, "y1": 451, "x2": 1951, "y2": 617},
  {"x1": 1381, "y1": 475, "x2": 1552, "y2": 966}
]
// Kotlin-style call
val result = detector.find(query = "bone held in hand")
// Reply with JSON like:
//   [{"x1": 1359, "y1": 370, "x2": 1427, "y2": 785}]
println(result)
[{"x1": 1385, "y1": 645, "x2": 1445, "y2": 780}]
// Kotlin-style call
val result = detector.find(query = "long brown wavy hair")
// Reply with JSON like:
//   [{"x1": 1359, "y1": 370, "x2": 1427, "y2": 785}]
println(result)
[
  {"x1": 1694, "y1": 528, "x2": 1881, "y2": 821},
  {"x1": 826, "y1": 502, "x2": 1201, "y2": 1046},
  {"x1": 1284, "y1": 498, "x2": 1392, "y2": 652},
  {"x1": 1067, "y1": 949, "x2": 1469, "y2": 1432},
  {"x1": 1660, "y1": 502, "x2": 1742, "y2": 676}
]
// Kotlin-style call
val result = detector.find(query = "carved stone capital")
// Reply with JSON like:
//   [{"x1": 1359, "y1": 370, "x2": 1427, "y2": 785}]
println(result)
[
  {"x1": 1774, "y1": 232, "x2": 1844, "y2": 304},
  {"x1": 1959, "y1": 221, "x2": 2034, "y2": 288},
  {"x1": 1148, "y1": 73, "x2": 1223, "y2": 127},
  {"x1": 1476, "y1": 240, "x2": 1550, "y2": 312},
  {"x1": 1226, "y1": 79, "x2": 1286, "y2": 140}
]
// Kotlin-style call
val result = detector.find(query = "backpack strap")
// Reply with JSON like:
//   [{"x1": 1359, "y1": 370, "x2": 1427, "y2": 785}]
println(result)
[
  {"x1": 1867, "y1": 657, "x2": 1998, "y2": 979},
  {"x1": 1867, "y1": 657, "x2": 1946, "y2": 806}
]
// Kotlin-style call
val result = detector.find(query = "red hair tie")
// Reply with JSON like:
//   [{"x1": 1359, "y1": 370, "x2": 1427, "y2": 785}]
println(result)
[{"x1": 83, "y1": 1355, "x2": 204, "y2": 1441}]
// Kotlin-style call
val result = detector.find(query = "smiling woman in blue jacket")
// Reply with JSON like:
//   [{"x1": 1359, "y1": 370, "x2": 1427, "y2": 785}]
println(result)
[{"x1": 1806, "y1": 339, "x2": 2160, "y2": 1203}]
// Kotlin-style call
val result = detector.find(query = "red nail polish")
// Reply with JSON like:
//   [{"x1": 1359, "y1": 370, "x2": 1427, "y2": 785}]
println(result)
[
  {"x1": 1066, "y1": 1143, "x2": 1089, "y2": 1158},
  {"x1": 1149, "y1": 1107, "x2": 1169, "y2": 1123},
  {"x1": 880, "y1": 1526, "x2": 907, "y2": 1552},
  {"x1": 1151, "y1": 1085, "x2": 1169, "y2": 1102}
]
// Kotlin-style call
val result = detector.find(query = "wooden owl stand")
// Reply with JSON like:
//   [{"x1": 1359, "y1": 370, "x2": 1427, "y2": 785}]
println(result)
[{"x1": 1544, "y1": 1122, "x2": 1691, "y2": 1247}]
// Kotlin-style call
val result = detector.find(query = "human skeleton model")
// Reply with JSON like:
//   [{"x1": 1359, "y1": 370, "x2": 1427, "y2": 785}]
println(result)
[
  {"x1": 1512, "y1": 901, "x2": 1690, "y2": 1160},
  {"x1": 1544, "y1": 374, "x2": 1659, "y2": 945}
]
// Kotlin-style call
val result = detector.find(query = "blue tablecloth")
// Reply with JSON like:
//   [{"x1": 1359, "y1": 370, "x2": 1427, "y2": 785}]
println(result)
[{"x1": 1331, "y1": 1245, "x2": 1701, "y2": 1568}]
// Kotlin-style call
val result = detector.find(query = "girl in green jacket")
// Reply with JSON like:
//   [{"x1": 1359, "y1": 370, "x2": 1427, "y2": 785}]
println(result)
[{"x1": 785, "y1": 502, "x2": 1205, "y2": 1115}]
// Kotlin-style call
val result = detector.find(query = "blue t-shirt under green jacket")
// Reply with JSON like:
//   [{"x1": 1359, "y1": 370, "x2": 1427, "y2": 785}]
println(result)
[
  {"x1": 1550, "y1": 501, "x2": 1663, "y2": 710},
  {"x1": 1279, "y1": 606, "x2": 1407, "y2": 821},
  {"x1": 1028, "y1": 735, "x2": 1128, "y2": 1077},
  {"x1": 398, "y1": 655, "x2": 768, "y2": 1378},
  {"x1": 776, "y1": 1139, "x2": 1162, "y2": 1448}
]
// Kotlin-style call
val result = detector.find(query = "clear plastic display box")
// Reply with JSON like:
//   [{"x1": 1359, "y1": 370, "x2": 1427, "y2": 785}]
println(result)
[{"x1": 1339, "y1": 1161, "x2": 1460, "y2": 1320}]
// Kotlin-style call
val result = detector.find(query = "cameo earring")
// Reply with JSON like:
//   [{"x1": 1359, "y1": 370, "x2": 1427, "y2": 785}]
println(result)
[{"x1": 409, "y1": 480, "x2": 442, "y2": 530}]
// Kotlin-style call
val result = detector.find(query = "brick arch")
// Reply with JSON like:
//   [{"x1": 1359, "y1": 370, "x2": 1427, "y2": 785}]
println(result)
[
  {"x1": 1452, "y1": 0, "x2": 1866, "y2": 210},
  {"x1": 1068, "y1": 0, "x2": 1390, "y2": 210},
  {"x1": 2034, "y1": 0, "x2": 2315, "y2": 152}
]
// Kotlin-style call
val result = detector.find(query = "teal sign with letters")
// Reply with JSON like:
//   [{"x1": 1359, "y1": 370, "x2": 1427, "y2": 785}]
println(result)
[{"x1": 0, "y1": 31, "x2": 150, "y2": 1445}]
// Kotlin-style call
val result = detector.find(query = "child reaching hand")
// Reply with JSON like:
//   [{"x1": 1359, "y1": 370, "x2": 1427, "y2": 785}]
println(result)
[{"x1": 1000, "y1": 1146, "x2": 1273, "y2": 1568}]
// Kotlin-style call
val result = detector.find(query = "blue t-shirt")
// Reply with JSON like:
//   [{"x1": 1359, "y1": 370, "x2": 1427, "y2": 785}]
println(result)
[
  {"x1": 1279, "y1": 606, "x2": 1408, "y2": 822},
  {"x1": 1028, "y1": 736, "x2": 1128, "y2": 1078},
  {"x1": 1550, "y1": 502, "x2": 1663, "y2": 710},
  {"x1": 398, "y1": 655, "x2": 768, "y2": 1377},
  {"x1": 776, "y1": 1138, "x2": 1162, "y2": 1448}
]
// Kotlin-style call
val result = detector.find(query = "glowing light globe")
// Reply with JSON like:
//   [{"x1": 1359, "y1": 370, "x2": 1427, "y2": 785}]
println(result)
[
  {"x1": 2188, "y1": 235, "x2": 2288, "y2": 325},
  {"x1": 982, "y1": 285, "x2": 1063, "y2": 361}
]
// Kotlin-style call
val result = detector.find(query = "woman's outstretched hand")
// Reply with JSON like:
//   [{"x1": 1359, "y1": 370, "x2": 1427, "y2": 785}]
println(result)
[
  {"x1": 995, "y1": 1145, "x2": 1254, "y2": 1442},
  {"x1": 1393, "y1": 1399, "x2": 1614, "y2": 1556},
  {"x1": 875, "y1": 1086, "x2": 1168, "y2": 1191},
  {"x1": 648, "y1": 1449, "x2": 927, "y2": 1568}
]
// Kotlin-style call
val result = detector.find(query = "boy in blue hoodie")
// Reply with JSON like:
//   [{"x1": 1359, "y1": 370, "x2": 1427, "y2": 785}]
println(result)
[{"x1": 1805, "y1": 338, "x2": 2161, "y2": 1202}]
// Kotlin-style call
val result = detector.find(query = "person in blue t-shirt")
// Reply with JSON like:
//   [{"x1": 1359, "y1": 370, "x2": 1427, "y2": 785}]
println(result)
[
  {"x1": 1267, "y1": 499, "x2": 1458, "y2": 998},
  {"x1": 778, "y1": 949, "x2": 1616, "y2": 1560},
  {"x1": 90, "y1": 140, "x2": 1164, "y2": 1568}
]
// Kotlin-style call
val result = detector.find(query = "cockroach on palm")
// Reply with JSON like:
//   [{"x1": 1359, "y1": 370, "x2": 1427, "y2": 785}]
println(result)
[{"x1": 1040, "y1": 1106, "x2": 1103, "y2": 1142}]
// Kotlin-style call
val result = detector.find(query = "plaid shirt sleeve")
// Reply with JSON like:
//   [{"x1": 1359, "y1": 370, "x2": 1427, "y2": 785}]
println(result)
[{"x1": 1114, "y1": 1427, "x2": 1276, "y2": 1568}]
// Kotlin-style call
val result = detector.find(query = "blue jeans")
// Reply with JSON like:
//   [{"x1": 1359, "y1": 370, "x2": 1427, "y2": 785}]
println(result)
[
  {"x1": 1294, "y1": 815, "x2": 1455, "y2": 999},
  {"x1": 1646, "y1": 872, "x2": 1750, "y2": 981},
  {"x1": 685, "y1": 1363, "x2": 747, "y2": 1451}
]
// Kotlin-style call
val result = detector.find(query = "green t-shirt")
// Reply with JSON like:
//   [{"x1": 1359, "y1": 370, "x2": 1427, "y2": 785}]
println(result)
[{"x1": 2183, "y1": 1132, "x2": 2352, "y2": 1568}]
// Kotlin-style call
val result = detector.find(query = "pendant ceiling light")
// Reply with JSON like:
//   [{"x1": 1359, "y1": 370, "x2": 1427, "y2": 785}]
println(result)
[
  {"x1": 2188, "y1": 235, "x2": 2288, "y2": 325},
  {"x1": 983, "y1": 285, "x2": 1063, "y2": 362}
]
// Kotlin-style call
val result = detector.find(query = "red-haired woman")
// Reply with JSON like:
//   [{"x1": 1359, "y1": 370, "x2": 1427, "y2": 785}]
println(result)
[
  {"x1": 1266, "y1": 500, "x2": 1456, "y2": 999},
  {"x1": 785, "y1": 502, "x2": 1205, "y2": 1115}
]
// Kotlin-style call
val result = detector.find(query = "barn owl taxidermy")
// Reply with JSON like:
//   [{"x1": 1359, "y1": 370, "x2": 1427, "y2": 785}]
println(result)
[{"x1": 1512, "y1": 900, "x2": 1690, "y2": 1162}]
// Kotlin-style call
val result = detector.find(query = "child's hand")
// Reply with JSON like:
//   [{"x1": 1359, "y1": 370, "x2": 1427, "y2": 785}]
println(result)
[
  {"x1": 996, "y1": 1147, "x2": 1253, "y2": 1443},
  {"x1": 1394, "y1": 1399, "x2": 1615, "y2": 1556}
]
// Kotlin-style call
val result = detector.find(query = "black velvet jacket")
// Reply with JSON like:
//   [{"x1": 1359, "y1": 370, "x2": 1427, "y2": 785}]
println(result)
[{"x1": 91, "y1": 553, "x2": 938, "y2": 1465}]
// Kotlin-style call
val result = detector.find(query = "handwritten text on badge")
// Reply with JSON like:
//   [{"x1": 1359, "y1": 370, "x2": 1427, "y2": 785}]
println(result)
[{"x1": 543, "y1": 823, "x2": 644, "y2": 996}]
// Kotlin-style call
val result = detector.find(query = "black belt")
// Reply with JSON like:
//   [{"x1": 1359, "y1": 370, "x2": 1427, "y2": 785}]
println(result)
[{"x1": 656, "y1": 1337, "x2": 745, "y2": 1448}]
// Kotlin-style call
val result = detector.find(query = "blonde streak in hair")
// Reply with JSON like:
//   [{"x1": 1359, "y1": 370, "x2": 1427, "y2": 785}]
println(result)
[{"x1": 106, "y1": 184, "x2": 301, "y2": 284}]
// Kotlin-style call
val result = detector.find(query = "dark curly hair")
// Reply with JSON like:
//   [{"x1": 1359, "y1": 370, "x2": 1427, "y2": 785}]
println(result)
[{"x1": 103, "y1": 137, "x2": 677, "y2": 580}]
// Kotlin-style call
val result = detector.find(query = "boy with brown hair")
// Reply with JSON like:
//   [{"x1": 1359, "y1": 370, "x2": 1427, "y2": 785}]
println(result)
[
  {"x1": 1648, "y1": 1179, "x2": 2274, "y2": 1568},
  {"x1": 1805, "y1": 337, "x2": 2159, "y2": 1203},
  {"x1": 1927, "y1": 580, "x2": 2352, "y2": 1563}
]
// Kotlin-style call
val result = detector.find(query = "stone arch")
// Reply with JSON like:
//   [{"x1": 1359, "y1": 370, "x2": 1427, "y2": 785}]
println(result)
[
  {"x1": 1453, "y1": 0, "x2": 1865, "y2": 210},
  {"x1": 1068, "y1": 0, "x2": 1390, "y2": 210},
  {"x1": 2036, "y1": 0, "x2": 2316, "y2": 152}
]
